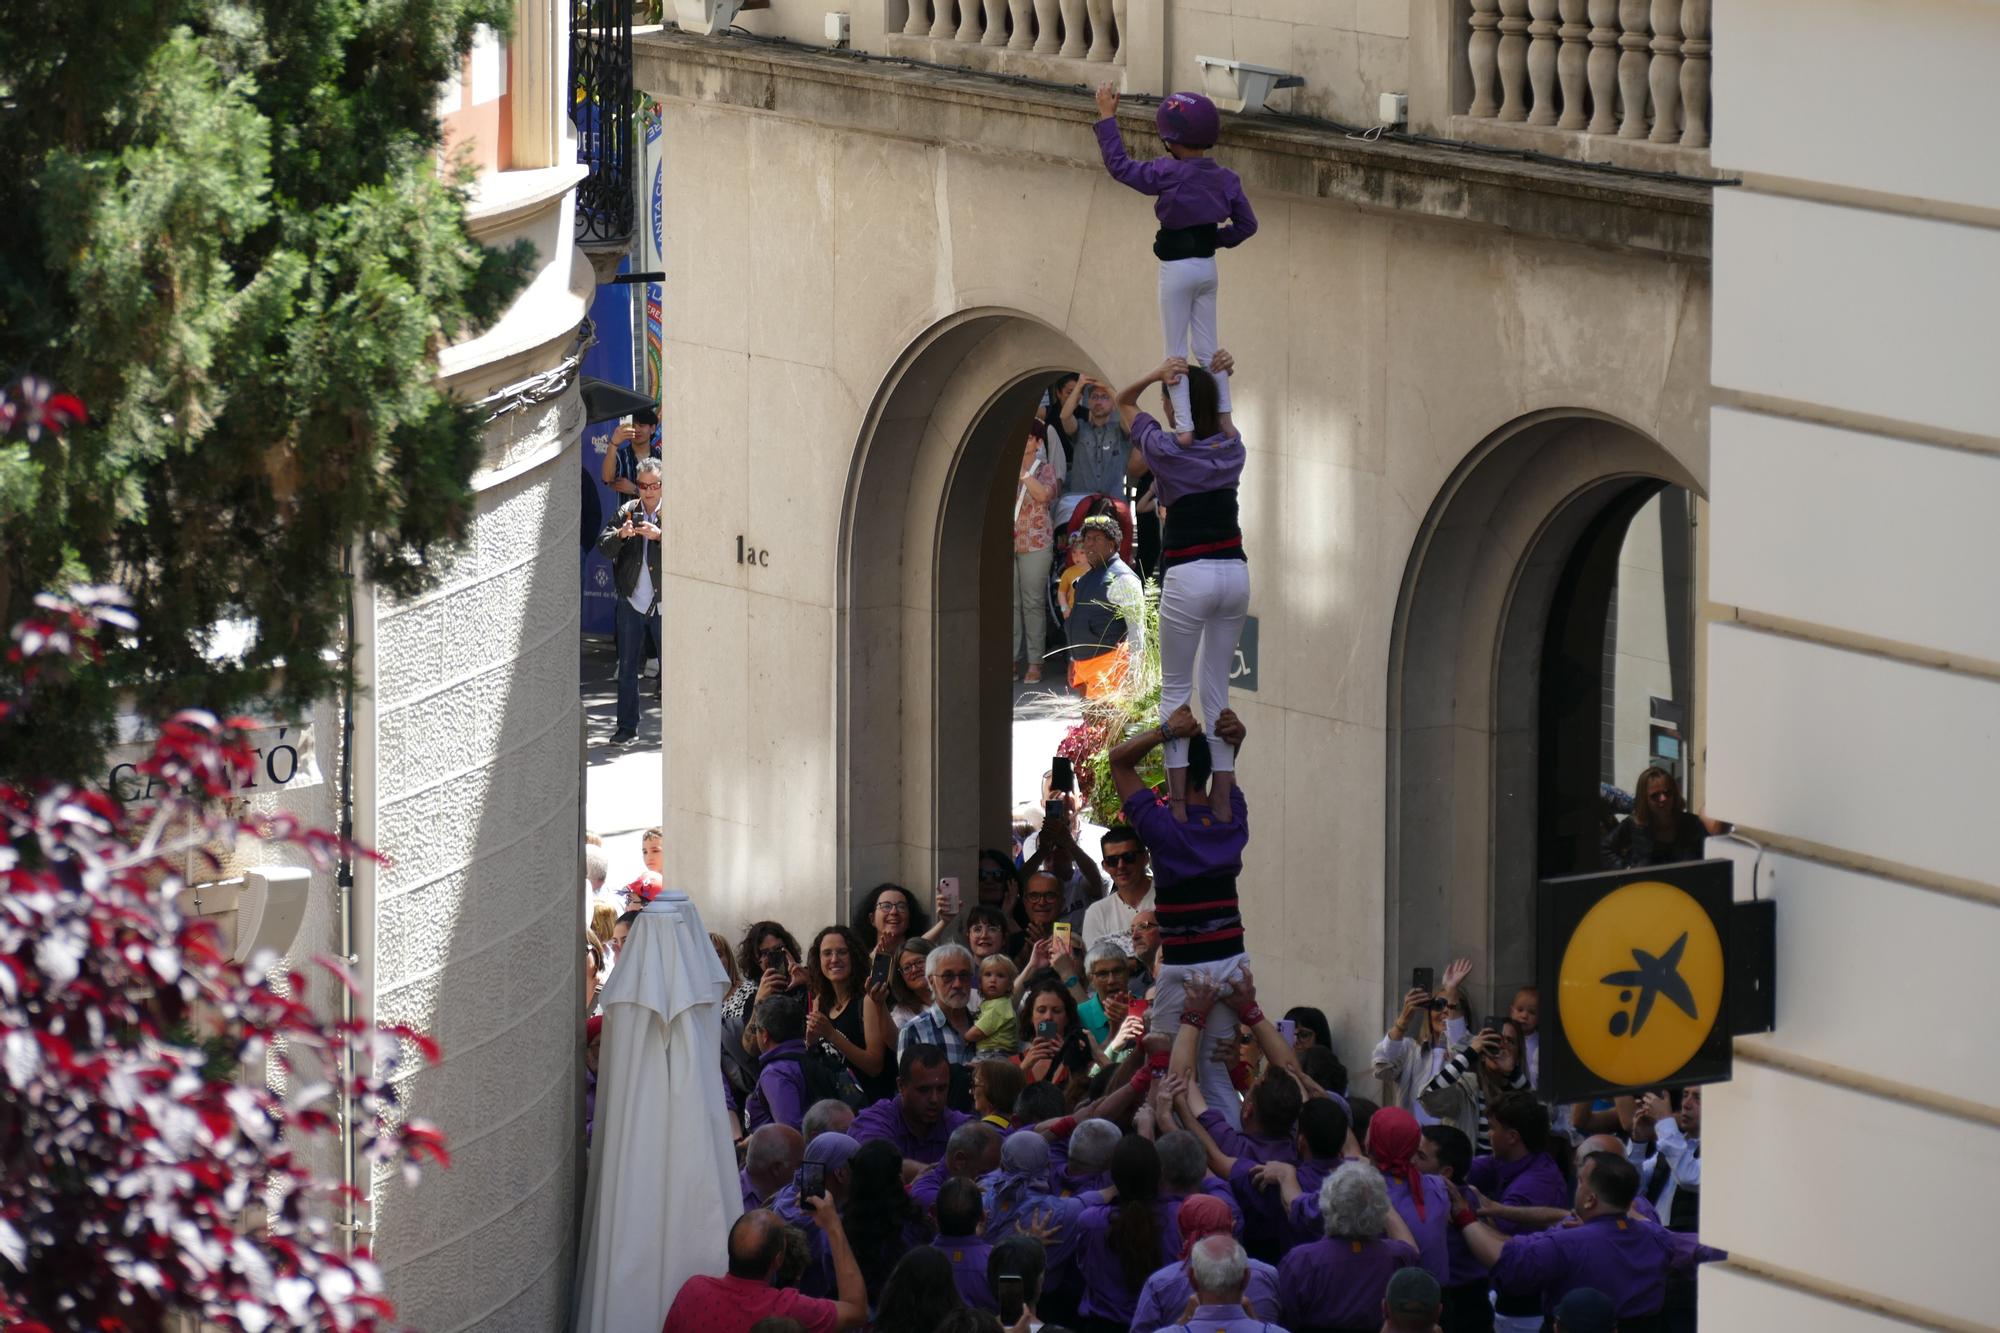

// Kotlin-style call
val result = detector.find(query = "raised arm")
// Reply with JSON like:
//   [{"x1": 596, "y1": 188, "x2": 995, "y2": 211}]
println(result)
[
  {"x1": 1058, "y1": 374, "x2": 1088, "y2": 436},
  {"x1": 805, "y1": 1192, "x2": 872, "y2": 1331},
  {"x1": 1109, "y1": 704, "x2": 1199, "y2": 803},
  {"x1": 1116, "y1": 360, "x2": 1182, "y2": 435},
  {"x1": 1093, "y1": 83, "x2": 1178, "y2": 196}
]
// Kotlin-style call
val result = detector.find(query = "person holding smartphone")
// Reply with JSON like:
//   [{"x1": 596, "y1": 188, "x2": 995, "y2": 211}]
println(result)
[{"x1": 593, "y1": 456, "x2": 664, "y2": 745}]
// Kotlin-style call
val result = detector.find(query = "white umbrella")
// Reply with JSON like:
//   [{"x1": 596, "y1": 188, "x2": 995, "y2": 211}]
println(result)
[{"x1": 573, "y1": 890, "x2": 741, "y2": 1332}]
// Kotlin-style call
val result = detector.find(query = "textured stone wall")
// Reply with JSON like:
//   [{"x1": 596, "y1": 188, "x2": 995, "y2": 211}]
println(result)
[{"x1": 367, "y1": 385, "x2": 582, "y2": 1332}]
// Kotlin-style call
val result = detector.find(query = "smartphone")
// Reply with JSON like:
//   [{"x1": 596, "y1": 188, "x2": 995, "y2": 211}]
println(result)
[
  {"x1": 1036, "y1": 1020, "x2": 1058, "y2": 1040},
  {"x1": 1412, "y1": 966, "x2": 1435, "y2": 997},
  {"x1": 936, "y1": 876, "x2": 960, "y2": 917},
  {"x1": 1051, "y1": 755, "x2": 1074, "y2": 794},
  {"x1": 997, "y1": 1274, "x2": 1025, "y2": 1325},
  {"x1": 1275, "y1": 1018, "x2": 1297, "y2": 1047},
  {"x1": 762, "y1": 947, "x2": 788, "y2": 976},
  {"x1": 869, "y1": 952, "x2": 892, "y2": 988},
  {"x1": 1127, "y1": 997, "x2": 1149, "y2": 1020},
  {"x1": 1045, "y1": 798, "x2": 1064, "y2": 824},
  {"x1": 1051, "y1": 921, "x2": 1071, "y2": 946},
  {"x1": 797, "y1": 1161, "x2": 825, "y2": 1201}
]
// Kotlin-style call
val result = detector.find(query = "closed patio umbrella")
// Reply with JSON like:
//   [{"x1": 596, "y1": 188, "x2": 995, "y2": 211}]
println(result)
[{"x1": 573, "y1": 889, "x2": 740, "y2": 1332}]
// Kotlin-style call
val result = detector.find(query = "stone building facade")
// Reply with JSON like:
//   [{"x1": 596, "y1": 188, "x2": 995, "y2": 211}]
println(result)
[
  {"x1": 639, "y1": 8, "x2": 1712, "y2": 1052},
  {"x1": 1700, "y1": 1, "x2": 2000, "y2": 1327}
]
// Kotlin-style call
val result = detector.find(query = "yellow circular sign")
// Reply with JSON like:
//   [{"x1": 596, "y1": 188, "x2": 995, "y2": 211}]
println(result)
[{"x1": 1558, "y1": 879, "x2": 1724, "y2": 1088}]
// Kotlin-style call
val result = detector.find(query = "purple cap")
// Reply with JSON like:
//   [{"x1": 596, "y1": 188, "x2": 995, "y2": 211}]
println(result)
[
  {"x1": 804, "y1": 1131, "x2": 861, "y2": 1170},
  {"x1": 1155, "y1": 91, "x2": 1221, "y2": 147}
]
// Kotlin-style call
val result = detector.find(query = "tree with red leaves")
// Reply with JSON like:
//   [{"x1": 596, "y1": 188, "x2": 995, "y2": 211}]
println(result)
[{"x1": 1, "y1": 445, "x2": 445, "y2": 1326}]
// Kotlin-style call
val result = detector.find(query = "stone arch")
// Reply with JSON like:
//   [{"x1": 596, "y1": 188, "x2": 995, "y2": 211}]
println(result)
[
  {"x1": 1386, "y1": 411, "x2": 1703, "y2": 1019},
  {"x1": 836, "y1": 308, "x2": 1100, "y2": 910}
]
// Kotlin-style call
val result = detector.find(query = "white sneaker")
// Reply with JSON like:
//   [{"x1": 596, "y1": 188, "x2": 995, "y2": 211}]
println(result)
[{"x1": 642, "y1": 658, "x2": 660, "y2": 679}]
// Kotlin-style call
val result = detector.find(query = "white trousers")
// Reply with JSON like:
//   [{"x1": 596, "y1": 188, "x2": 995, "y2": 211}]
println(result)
[
  {"x1": 1149, "y1": 952, "x2": 1250, "y2": 1129},
  {"x1": 1158, "y1": 256, "x2": 1232, "y2": 429},
  {"x1": 1158, "y1": 559, "x2": 1250, "y2": 772}
]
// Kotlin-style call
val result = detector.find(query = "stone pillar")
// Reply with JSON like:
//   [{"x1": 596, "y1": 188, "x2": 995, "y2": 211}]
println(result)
[
  {"x1": 1617, "y1": 0, "x2": 1651, "y2": 139},
  {"x1": 930, "y1": 0, "x2": 954, "y2": 42},
  {"x1": 1059, "y1": 0, "x2": 1086, "y2": 57},
  {"x1": 982, "y1": 0, "x2": 1008, "y2": 44},
  {"x1": 1678, "y1": 0, "x2": 1710, "y2": 148},
  {"x1": 1497, "y1": 0, "x2": 1531, "y2": 122},
  {"x1": 1033, "y1": 0, "x2": 1059, "y2": 52},
  {"x1": 1086, "y1": 0, "x2": 1113, "y2": 61},
  {"x1": 955, "y1": 0, "x2": 981, "y2": 43},
  {"x1": 1113, "y1": 0, "x2": 1127, "y2": 63},
  {"x1": 1556, "y1": 0, "x2": 1590, "y2": 130},
  {"x1": 507, "y1": 0, "x2": 560, "y2": 170},
  {"x1": 1007, "y1": 0, "x2": 1033, "y2": 48},
  {"x1": 1526, "y1": 0, "x2": 1561, "y2": 126},
  {"x1": 905, "y1": 0, "x2": 929, "y2": 36},
  {"x1": 1586, "y1": 0, "x2": 1620, "y2": 134},
  {"x1": 1469, "y1": 0, "x2": 1502, "y2": 118},
  {"x1": 1647, "y1": 0, "x2": 1682, "y2": 143}
]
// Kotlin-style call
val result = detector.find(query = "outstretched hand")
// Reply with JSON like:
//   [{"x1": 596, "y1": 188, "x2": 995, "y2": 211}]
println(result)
[
  {"x1": 1213, "y1": 708, "x2": 1245, "y2": 748},
  {"x1": 1095, "y1": 81, "x2": 1120, "y2": 118},
  {"x1": 1442, "y1": 956, "x2": 1473, "y2": 996}
]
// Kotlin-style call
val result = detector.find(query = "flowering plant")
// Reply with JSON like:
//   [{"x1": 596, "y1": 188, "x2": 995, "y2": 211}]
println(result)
[{"x1": 0, "y1": 585, "x2": 446, "y2": 1331}]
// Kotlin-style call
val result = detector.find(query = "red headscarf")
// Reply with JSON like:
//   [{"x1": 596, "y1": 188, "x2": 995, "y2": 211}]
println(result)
[
  {"x1": 1367, "y1": 1106, "x2": 1427, "y2": 1220},
  {"x1": 1176, "y1": 1194, "x2": 1235, "y2": 1260}
]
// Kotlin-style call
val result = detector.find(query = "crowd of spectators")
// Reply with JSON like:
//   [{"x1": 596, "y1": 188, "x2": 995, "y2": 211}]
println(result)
[{"x1": 597, "y1": 750, "x2": 1721, "y2": 1333}]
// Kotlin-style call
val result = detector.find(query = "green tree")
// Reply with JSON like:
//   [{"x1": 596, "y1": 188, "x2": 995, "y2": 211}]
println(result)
[{"x1": 0, "y1": 0, "x2": 532, "y2": 782}]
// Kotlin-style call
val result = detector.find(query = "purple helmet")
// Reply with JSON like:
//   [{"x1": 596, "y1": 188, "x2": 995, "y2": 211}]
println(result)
[{"x1": 1155, "y1": 91, "x2": 1220, "y2": 148}]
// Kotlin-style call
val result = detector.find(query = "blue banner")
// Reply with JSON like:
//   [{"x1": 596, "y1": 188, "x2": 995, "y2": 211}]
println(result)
[{"x1": 580, "y1": 260, "x2": 636, "y2": 637}]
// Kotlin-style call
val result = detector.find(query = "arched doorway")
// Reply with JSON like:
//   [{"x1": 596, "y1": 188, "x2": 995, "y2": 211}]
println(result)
[
  {"x1": 1386, "y1": 412, "x2": 1702, "y2": 1020},
  {"x1": 835, "y1": 309, "x2": 1100, "y2": 911}
]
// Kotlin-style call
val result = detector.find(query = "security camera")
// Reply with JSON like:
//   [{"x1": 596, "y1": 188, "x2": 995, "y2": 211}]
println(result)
[
  {"x1": 1194, "y1": 56, "x2": 1304, "y2": 115},
  {"x1": 674, "y1": 0, "x2": 769, "y2": 34}
]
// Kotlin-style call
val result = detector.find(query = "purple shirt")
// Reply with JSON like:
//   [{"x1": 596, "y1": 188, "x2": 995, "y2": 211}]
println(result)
[
  {"x1": 1386, "y1": 1171, "x2": 1454, "y2": 1284},
  {"x1": 745, "y1": 1039, "x2": 810, "y2": 1131},
  {"x1": 1094, "y1": 119, "x2": 1258, "y2": 242},
  {"x1": 1130, "y1": 411, "x2": 1246, "y2": 507},
  {"x1": 1229, "y1": 1155, "x2": 1337, "y2": 1254},
  {"x1": 849, "y1": 1096, "x2": 971, "y2": 1165},
  {"x1": 740, "y1": 1167, "x2": 767, "y2": 1212},
  {"x1": 908, "y1": 1158, "x2": 950, "y2": 1212},
  {"x1": 1075, "y1": 1199, "x2": 1186, "y2": 1325},
  {"x1": 1131, "y1": 1256, "x2": 1283, "y2": 1333},
  {"x1": 1276, "y1": 1235, "x2": 1419, "y2": 1330},
  {"x1": 1467, "y1": 1150, "x2": 1570, "y2": 1235},
  {"x1": 937, "y1": 1233, "x2": 994, "y2": 1309},
  {"x1": 1490, "y1": 1212, "x2": 1707, "y2": 1319},
  {"x1": 1123, "y1": 785, "x2": 1250, "y2": 892}
]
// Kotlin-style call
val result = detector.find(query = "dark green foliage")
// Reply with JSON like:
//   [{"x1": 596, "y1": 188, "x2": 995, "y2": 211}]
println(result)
[{"x1": 0, "y1": 0, "x2": 533, "y2": 781}]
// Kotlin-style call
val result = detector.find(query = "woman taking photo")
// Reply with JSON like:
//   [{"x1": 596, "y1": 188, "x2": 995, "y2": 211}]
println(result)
[
  {"x1": 1017, "y1": 972, "x2": 1104, "y2": 1097},
  {"x1": 806, "y1": 924, "x2": 895, "y2": 1103},
  {"x1": 851, "y1": 881, "x2": 952, "y2": 957}
]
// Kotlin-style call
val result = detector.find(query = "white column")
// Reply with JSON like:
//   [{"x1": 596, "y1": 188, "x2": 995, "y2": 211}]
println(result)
[
  {"x1": 1556, "y1": 0, "x2": 1591, "y2": 130},
  {"x1": 1647, "y1": 0, "x2": 1683, "y2": 143},
  {"x1": 1469, "y1": 0, "x2": 1502, "y2": 118},
  {"x1": 1086, "y1": 0, "x2": 1114, "y2": 61},
  {"x1": 1497, "y1": 0, "x2": 1532, "y2": 122},
  {"x1": 1678, "y1": 0, "x2": 1710, "y2": 148},
  {"x1": 1586, "y1": 0, "x2": 1620, "y2": 134},
  {"x1": 1526, "y1": 0, "x2": 1562, "y2": 126},
  {"x1": 1617, "y1": 0, "x2": 1652, "y2": 139}
]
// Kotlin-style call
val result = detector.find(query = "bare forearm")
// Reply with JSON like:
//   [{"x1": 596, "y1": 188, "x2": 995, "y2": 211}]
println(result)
[{"x1": 1461, "y1": 1220, "x2": 1507, "y2": 1269}]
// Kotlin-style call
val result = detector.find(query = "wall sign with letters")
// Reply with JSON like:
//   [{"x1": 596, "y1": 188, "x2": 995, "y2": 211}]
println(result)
[{"x1": 104, "y1": 722, "x2": 322, "y2": 806}]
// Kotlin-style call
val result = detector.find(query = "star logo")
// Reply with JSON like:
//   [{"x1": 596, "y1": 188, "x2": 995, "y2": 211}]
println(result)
[{"x1": 1598, "y1": 932, "x2": 1699, "y2": 1037}]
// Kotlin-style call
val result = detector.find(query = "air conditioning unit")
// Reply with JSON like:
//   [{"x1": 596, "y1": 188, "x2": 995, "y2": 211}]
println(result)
[
  {"x1": 233, "y1": 865, "x2": 313, "y2": 965},
  {"x1": 1194, "y1": 56, "x2": 1304, "y2": 115},
  {"x1": 674, "y1": 0, "x2": 769, "y2": 35}
]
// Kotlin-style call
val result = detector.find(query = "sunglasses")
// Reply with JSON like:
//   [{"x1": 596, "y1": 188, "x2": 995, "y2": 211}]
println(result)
[{"x1": 1101, "y1": 851, "x2": 1142, "y2": 867}]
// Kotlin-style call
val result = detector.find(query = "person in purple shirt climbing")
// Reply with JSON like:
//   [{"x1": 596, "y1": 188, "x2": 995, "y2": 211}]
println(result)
[
  {"x1": 1115, "y1": 348, "x2": 1250, "y2": 824},
  {"x1": 1108, "y1": 704, "x2": 1256, "y2": 1125},
  {"x1": 1093, "y1": 82, "x2": 1257, "y2": 442}
]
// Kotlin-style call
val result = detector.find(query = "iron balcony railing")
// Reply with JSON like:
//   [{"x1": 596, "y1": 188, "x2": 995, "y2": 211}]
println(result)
[{"x1": 572, "y1": 0, "x2": 636, "y2": 244}]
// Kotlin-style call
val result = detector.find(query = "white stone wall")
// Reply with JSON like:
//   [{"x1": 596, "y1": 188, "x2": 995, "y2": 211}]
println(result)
[{"x1": 1704, "y1": 1, "x2": 2000, "y2": 1328}]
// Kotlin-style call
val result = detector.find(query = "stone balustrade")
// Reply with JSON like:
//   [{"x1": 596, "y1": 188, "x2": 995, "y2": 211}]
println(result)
[
  {"x1": 899, "y1": 0, "x2": 1124, "y2": 65},
  {"x1": 1463, "y1": 0, "x2": 1710, "y2": 161}
]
